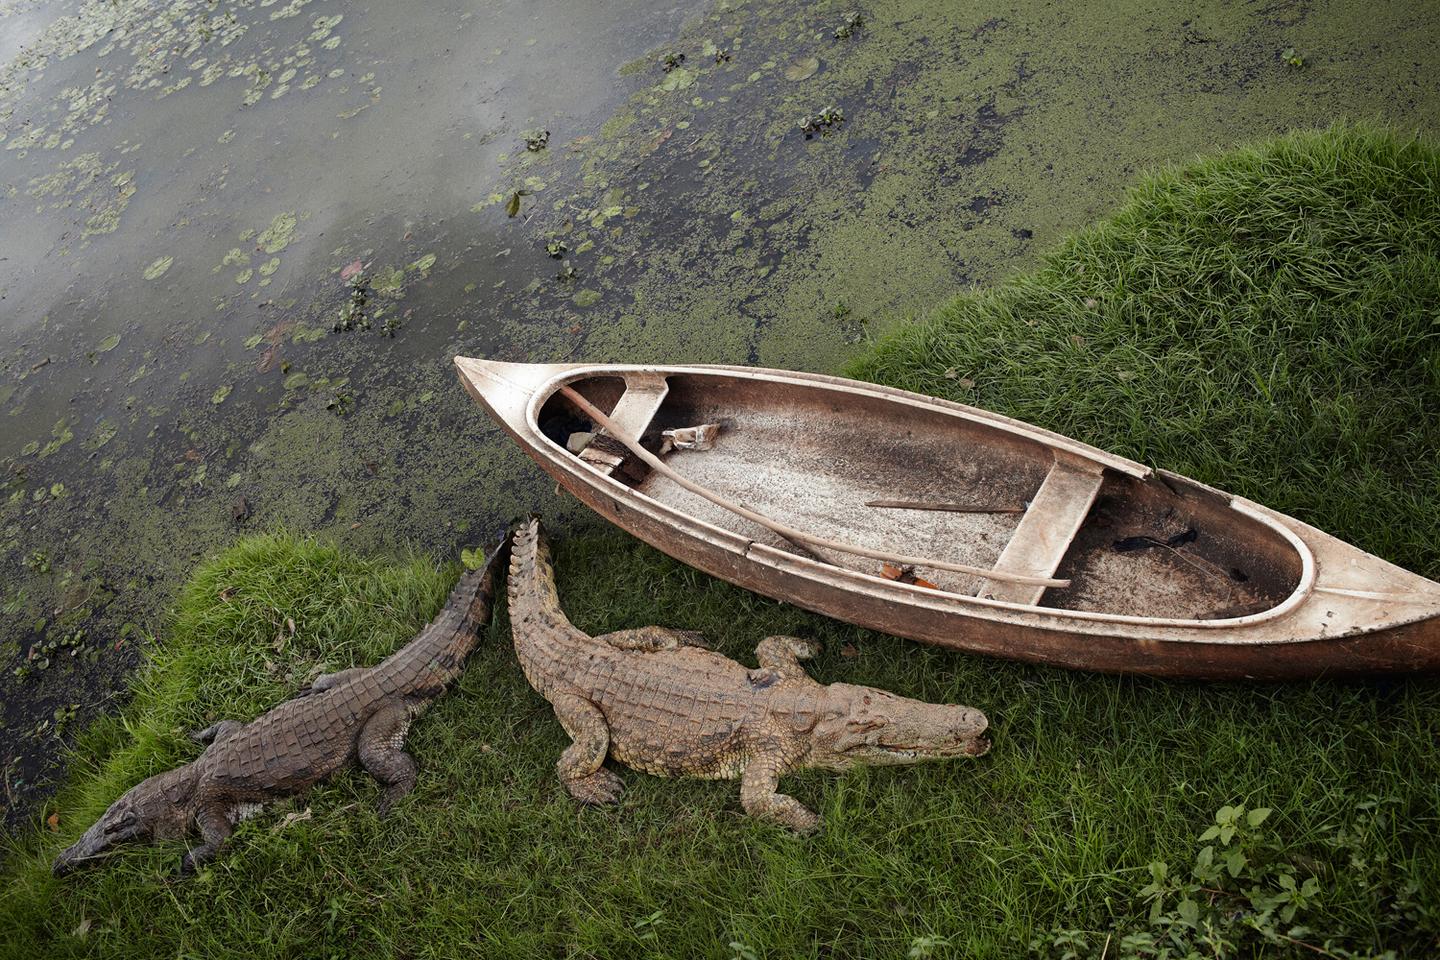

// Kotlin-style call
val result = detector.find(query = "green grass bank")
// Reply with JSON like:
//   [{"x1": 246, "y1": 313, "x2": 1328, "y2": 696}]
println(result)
[{"x1": 3, "y1": 126, "x2": 1438, "y2": 959}]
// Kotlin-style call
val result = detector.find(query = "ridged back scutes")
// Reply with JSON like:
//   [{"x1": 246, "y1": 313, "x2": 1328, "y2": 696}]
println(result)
[{"x1": 508, "y1": 518, "x2": 572, "y2": 628}]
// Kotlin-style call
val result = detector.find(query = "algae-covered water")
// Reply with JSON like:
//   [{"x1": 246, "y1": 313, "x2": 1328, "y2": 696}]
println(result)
[{"x1": 2, "y1": 0, "x2": 1437, "y2": 829}]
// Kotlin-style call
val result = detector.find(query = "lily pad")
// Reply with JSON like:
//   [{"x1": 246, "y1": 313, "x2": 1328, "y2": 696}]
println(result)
[
  {"x1": 784, "y1": 56, "x2": 820, "y2": 81},
  {"x1": 372, "y1": 265, "x2": 405, "y2": 298},
  {"x1": 658, "y1": 67, "x2": 695, "y2": 92},
  {"x1": 256, "y1": 212, "x2": 298, "y2": 254},
  {"x1": 143, "y1": 256, "x2": 173, "y2": 280}
]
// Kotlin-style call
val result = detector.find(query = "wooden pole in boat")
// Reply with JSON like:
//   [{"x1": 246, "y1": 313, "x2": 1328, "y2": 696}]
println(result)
[{"x1": 558, "y1": 385, "x2": 1070, "y2": 590}]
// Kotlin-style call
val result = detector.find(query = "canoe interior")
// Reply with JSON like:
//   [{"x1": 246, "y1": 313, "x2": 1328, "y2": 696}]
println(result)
[{"x1": 539, "y1": 372, "x2": 1304, "y2": 621}]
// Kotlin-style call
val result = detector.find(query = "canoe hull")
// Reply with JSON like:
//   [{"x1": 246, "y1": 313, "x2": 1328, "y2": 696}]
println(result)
[
  {"x1": 458, "y1": 358, "x2": 1440, "y2": 680},
  {"x1": 545, "y1": 449, "x2": 1440, "y2": 680}
]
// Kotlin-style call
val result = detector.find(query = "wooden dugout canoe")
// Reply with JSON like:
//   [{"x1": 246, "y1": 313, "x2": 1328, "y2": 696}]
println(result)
[{"x1": 455, "y1": 358, "x2": 1440, "y2": 680}]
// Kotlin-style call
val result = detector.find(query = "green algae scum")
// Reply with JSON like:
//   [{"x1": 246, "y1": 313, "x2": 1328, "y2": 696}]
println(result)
[{"x1": 2, "y1": 125, "x2": 1438, "y2": 959}]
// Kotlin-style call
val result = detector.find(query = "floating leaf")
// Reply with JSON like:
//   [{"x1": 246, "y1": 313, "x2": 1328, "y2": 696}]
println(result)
[
  {"x1": 97, "y1": 333, "x2": 121, "y2": 353},
  {"x1": 658, "y1": 67, "x2": 695, "y2": 92},
  {"x1": 784, "y1": 56, "x2": 819, "y2": 81},
  {"x1": 409, "y1": 253, "x2": 437, "y2": 276},
  {"x1": 340, "y1": 259, "x2": 365, "y2": 281},
  {"x1": 211, "y1": 384, "x2": 232, "y2": 405},
  {"x1": 372, "y1": 265, "x2": 405, "y2": 297},
  {"x1": 142, "y1": 256, "x2": 173, "y2": 280},
  {"x1": 256, "y1": 211, "x2": 298, "y2": 254}
]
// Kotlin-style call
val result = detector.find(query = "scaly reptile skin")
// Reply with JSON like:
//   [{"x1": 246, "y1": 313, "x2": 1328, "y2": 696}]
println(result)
[
  {"x1": 508, "y1": 518, "x2": 991, "y2": 832},
  {"x1": 53, "y1": 538, "x2": 508, "y2": 876}
]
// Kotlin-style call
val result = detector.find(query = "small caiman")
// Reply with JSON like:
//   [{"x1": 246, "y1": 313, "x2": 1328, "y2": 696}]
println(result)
[{"x1": 53, "y1": 537, "x2": 508, "y2": 876}]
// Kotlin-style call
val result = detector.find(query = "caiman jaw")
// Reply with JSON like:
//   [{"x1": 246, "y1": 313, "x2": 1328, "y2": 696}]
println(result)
[
  {"x1": 875, "y1": 735, "x2": 991, "y2": 760},
  {"x1": 53, "y1": 820, "x2": 134, "y2": 876}
]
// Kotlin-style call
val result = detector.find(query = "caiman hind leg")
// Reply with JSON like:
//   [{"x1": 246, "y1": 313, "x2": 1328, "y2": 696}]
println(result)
[
  {"x1": 357, "y1": 700, "x2": 418, "y2": 815},
  {"x1": 754, "y1": 636, "x2": 821, "y2": 680},
  {"x1": 739, "y1": 745, "x2": 818, "y2": 833},
  {"x1": 189, "y1": 720, "x2": 244, "y2": 747},
  {"x1": 594, "y1": 626, "x2": 712, "y2": 652},
  {"x1": 298, "y1": 666, "x2": 370, "y2": 696},
  {"x1": 178, "y1": 804, "x2": 233, "y2": 875},
  {"x1": 550, "y1": 691, "x2": 623, "y2": 805}
]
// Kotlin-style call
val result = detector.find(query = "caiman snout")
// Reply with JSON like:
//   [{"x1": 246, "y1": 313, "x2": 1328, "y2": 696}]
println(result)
[
  {"x1": 812, "y1": 685, "x2": 992, "y2": 768},
  {"x1": 892, "y1": 703, "x2": 989, "y2": 758},
  {"x1": 52, "y1": 774, "x2": 179, "y2": 877},
  {"x1": 53, "y1": 817, "x2": 131, "y2": 876}
]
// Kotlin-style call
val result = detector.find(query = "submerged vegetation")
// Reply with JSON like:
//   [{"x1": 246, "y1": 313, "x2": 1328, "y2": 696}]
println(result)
[{"x1": 2, "y1": 126, "x2": 1438, "y2": 958}]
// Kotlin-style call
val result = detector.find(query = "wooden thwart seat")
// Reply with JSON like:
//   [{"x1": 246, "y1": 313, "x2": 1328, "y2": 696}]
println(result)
[
  {"x1": 978, "y1": 453, "x2": 1106, "y2": 605},
  {"x1": 576, "y1": 373, "x2": 669, "y2": 474}
]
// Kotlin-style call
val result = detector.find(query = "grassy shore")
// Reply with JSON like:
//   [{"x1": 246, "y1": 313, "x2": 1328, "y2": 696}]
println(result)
[{"x1": 3, "y1": 126, "x2": 1438, "y2": 959}]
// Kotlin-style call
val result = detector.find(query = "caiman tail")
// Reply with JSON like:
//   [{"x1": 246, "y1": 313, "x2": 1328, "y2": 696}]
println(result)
[
  {"x1": 381, "y1": 532, "x2": 511, "y2": 683},
  {"x1": 508, "y1": 516, "x2": 576, "y2": 632}
]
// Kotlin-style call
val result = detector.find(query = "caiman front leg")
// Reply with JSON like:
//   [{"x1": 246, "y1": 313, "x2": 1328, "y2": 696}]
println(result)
[
  {"x1": 550, "y1": 691, "x2": 624, "y2": 805},
  {"x1": 179, "y1": 804, "x2": 233, "y2": 875},
  {"x1": 594, "y1": 626, "x2": 711, "y2": 651},
  {"x1": 739, "y1": 745, "x2": 818, "y2": 833},
  {"x1": 754, "y1": 636, "x2": 821, "y2": 680},
  {"x1": 358, "y1": 700, "x2": 418, "y2": 815}
]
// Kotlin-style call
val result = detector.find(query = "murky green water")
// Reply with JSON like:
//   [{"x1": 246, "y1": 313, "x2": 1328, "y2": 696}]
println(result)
[{"x1": 2, "y1": 0, "x2": 1437, "y2": 828}]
